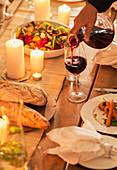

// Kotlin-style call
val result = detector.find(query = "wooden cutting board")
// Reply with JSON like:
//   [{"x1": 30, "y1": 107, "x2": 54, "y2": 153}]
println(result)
[{"x1": 24, "y1": 93, "x2": 56, "y2": 161}]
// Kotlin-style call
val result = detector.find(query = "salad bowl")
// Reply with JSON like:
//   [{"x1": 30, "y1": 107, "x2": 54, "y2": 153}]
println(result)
[{"x1": 11, "y1": 20, "x2": 70, "y2": 58}]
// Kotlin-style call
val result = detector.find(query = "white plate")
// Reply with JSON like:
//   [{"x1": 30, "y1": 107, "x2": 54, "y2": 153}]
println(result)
[
  {"x1": 11, "y1": 20, "x2": 69, "y2": 58},
  {"x1": 80, "y1": 135, "x2": 117, "y2": 169},
  {"x1": 81, "y1": 94, "x2": 117, "y2": 134}
]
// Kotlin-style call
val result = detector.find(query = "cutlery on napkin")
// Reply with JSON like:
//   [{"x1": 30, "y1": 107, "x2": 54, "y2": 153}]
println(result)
[
  {"x1": 92, "y1": 42, "x2": 117, "y2": 69},
  {"x1": 46, "y1": 120, "x2": 117, "y2": 165}
]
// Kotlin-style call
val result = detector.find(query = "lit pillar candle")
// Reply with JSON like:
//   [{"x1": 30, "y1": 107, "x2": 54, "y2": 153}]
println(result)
[
  {"x1": 6, "y1": 39, "x2": 25, "y2": 79},
  {"x1": 0, "y1": 115, "x2": 8, "y2": 145},
  {"x1": 34, "y1": 0, "x2": 50, "y2": 21},
  {"x1": 58, "y1": 4, "x2": 71, "y2": 26},
  {"x1": 30, "y1": 48, "x2": 44, "y2": 73}
]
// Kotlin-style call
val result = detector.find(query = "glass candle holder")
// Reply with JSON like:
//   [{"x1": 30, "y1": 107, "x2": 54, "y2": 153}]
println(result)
[{"x1": 0, "y1": 100, "x2": 27, "y2": 169}]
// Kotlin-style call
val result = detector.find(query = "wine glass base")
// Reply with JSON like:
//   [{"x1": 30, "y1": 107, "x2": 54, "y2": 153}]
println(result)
[{"x1": 67, "y1": 91, "x2": 86, "y2": 103}]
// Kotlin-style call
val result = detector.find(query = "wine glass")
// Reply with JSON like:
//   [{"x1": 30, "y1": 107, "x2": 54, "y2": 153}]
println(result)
[
  {"x1": 0, "y1": 100, "x2": 27, "y2": 169},
  {"x1": 5, "y1": 0, "x2": 13, "y2": 20},
  {"x1": 64, "y1": 42, "x2": 87, "y2": 103}
]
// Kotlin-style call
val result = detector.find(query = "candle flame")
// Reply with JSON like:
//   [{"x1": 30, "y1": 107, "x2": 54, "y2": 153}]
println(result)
[
  {"x1": 33, "y1": 72, "x2": 42, "y2": 80},
  {"x1": 2, "y1": 115, "x2": 7, "y2": 120},
  {"x1": 60, "y1": 4, "x2": 71, "y2": 12},
  {"x1": 2, "y1": 115, "x2": 9, "y2": 125},
  {"x1": 20, "y1": 99, "x2": 23, "y2": 106}
]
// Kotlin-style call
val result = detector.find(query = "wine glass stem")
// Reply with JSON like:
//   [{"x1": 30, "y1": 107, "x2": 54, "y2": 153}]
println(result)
[{"x1": 75, "y1": 75, "x2": 79, "y2": 95}]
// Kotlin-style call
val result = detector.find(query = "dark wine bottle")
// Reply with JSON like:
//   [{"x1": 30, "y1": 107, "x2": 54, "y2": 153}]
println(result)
[{"x1": 67, "y1": 26, "x2": 114, "y2": 49}]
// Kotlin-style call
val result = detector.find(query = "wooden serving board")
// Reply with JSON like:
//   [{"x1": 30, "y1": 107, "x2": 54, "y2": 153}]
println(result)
[{"x1": 24, "y1": 93, "x2": 56, "y2": 161}]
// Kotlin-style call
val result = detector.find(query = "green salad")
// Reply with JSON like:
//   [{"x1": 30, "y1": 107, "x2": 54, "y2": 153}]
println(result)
[{"x1": 16, "y1": 21, "x2": 70, "y2": 51}]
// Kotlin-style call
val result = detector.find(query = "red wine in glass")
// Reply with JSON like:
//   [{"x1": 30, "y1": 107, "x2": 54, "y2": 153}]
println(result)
[
  {"x1": 64, "y1": 41, "x2": 87, "y2": 103},
  {"x1": 68, "y1": 26, "x2": 114, "y2": 49},
  {"x1": 65, "y1": 55, "x2": 87, "y2": 75}
]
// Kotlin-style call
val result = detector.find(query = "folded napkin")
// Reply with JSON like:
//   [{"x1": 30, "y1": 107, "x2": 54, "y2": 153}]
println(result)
[
  {"x1": 47, "y1": 120, "x2": 117, "y2": 165},
  {"x1": 92, "y1": 42, "x2": 117, "y2": 69}
]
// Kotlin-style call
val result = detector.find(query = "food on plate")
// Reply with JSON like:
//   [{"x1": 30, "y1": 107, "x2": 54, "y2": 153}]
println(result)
[
  {"x1": 0, "y1": 80, "x2": 47, "y2": 106},
  {"x1": 16, "y1": 21, "x2": 70, "y2": 51},
  {"x1": 106, "y1": 100, "x2": 113, "y2": 127},
  {"x1": 21, "y1": 105, "x2": 49, "y2": 129},
  {"x1": 98, "y1": 99, "x2": 117, "y2": 127},
  {"x1": 104, "y1": 106, "x2": 109, "y2": 114},
  {"x1": 0, "y1": 100, "x2": 49, "y2": 129},
  {"x1": 98, "y1": 101, "x2": 106, "y2": 111}
]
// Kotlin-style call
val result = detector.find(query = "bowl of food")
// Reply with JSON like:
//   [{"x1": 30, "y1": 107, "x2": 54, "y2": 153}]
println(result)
[{"x1": 11, "y1": 20, "x2": 70, "y2": 58}]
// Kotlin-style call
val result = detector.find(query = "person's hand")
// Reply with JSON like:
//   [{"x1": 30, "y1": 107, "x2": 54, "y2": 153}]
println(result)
[{"x1": 70, "y1": 2, "x2": 98, "y2": 42}]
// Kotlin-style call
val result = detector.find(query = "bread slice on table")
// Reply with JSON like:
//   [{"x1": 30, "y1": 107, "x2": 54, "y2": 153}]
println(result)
[
  {"x1": 0, "y1": 100, "x2": 49, "y2": 129},
  {"x1": 0, "y1": 80, "x2": 47, "y2": 106}
]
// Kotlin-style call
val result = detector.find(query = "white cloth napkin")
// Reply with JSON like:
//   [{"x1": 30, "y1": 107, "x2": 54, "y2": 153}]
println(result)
[
  {"x1": 92, "y1": 42, "x2": 117, "y2": 69},
  {"x1": 47, "y1": 120, "x2": 117, "y2": 165}
]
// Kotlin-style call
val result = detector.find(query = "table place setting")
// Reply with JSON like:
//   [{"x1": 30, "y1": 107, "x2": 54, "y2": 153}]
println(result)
[
  {"x1": 46, "y1": 120, "x2": 117, "y2": 169},
  {"x1": 81, "y1": 93, "x2": 117, "y2": 135}
]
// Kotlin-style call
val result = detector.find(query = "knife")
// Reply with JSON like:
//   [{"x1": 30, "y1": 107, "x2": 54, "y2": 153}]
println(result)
[{"x1": 94, "y1": 87, "x2": 117, "y2": 93}]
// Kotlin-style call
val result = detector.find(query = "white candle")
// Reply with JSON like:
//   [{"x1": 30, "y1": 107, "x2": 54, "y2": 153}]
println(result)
[
  {"x1": 34, "y1": 0, "x2": 50, "y2": 21},
  {"x1": 0, "y1": 115, "x2": 8, "y2": 145},
  {"x1": 58, "y1": 4, "x2": 71, "y2": 26},
  {"x1": 33, "y1": 72, "x2": 42, "y2": 80},
  {"x1": 30, "y1": 48, "x2": 44, "y2": 73},
  {"x1": 6, "y1": 39, "x2": 25, "y2": 79}
]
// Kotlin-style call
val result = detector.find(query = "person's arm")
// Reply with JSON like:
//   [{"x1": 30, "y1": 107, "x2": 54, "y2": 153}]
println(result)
[
  {"x1": 88, "y1": 0, "x2": 116, "y2": 12},
  {"x1": 70, "y1": 2, "x2": 98, "y2": 41},
  {"x1": 70, "y1": 0, "x2": 116, "y2": 42}
]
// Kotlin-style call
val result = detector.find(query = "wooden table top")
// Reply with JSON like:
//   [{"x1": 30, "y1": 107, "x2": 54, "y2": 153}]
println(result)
[{"x1": 0, "y1": 1, "x2": 117, "y2": 170}]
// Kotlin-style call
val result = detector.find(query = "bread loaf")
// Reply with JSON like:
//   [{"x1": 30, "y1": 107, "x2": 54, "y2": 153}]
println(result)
[
  {"x1": 0, "y1": 80, "x2": 47, "y2": 106},
  {"x1": 0, "y1": 100, "x2": 49, "y2": 129}
]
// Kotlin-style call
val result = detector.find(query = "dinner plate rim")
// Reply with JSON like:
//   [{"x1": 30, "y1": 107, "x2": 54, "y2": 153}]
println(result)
[
  {"x1": 81, "y1": 94, "x2": 117, "y2": 135},
  {"x1": 11, "y1": 20, "x2": 70, "y2": 58},
  {"x1": 79, "y1": 135, "x2": 117, "y2": 169}
]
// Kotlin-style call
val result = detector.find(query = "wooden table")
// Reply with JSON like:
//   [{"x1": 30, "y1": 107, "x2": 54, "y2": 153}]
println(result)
[{"x1": 0, "y1": 1, "x2": 117, "y2": 170}]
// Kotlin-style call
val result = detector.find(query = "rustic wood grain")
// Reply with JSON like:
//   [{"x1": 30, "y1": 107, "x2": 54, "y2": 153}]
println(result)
[{"x1": 0, "y1": 1, "x2": 117, "y2": 170}]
